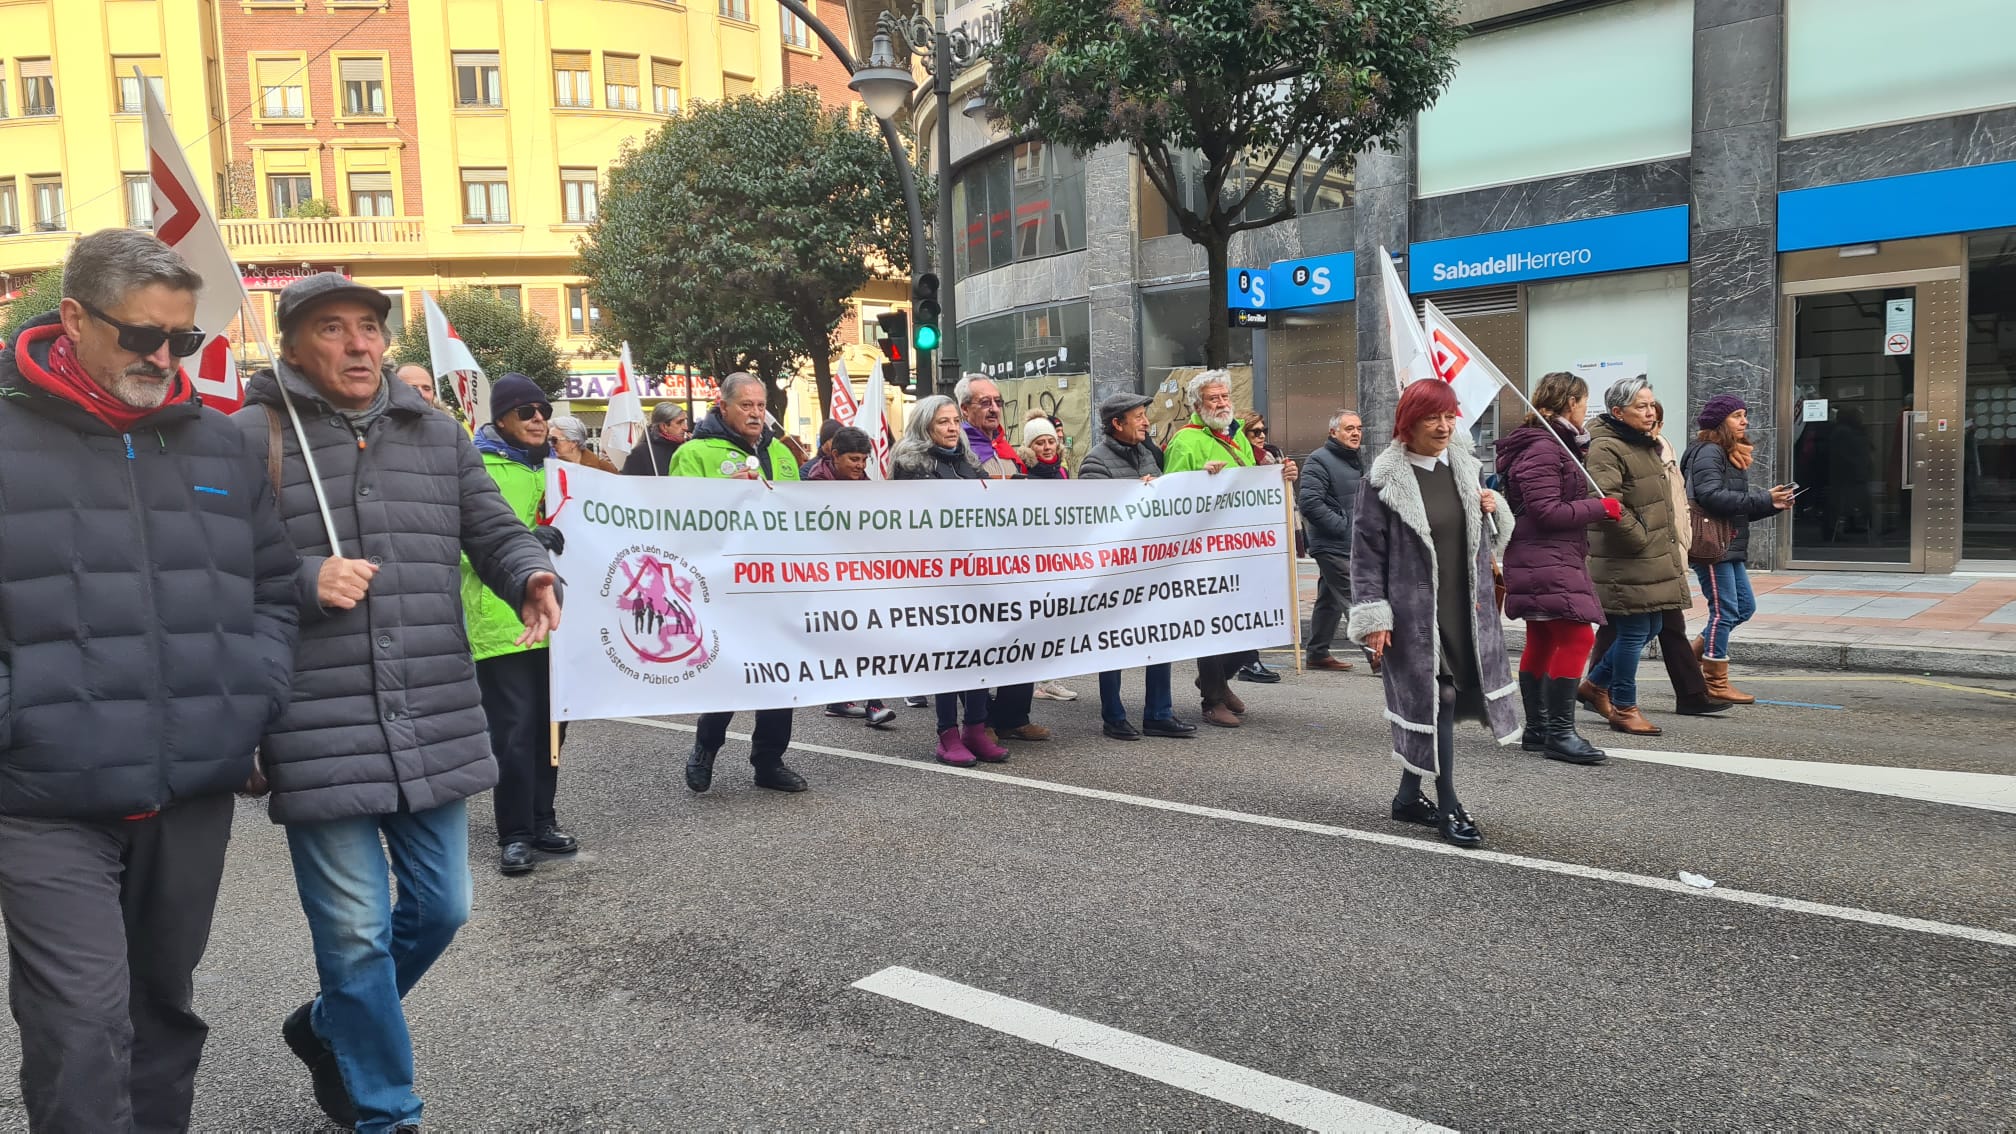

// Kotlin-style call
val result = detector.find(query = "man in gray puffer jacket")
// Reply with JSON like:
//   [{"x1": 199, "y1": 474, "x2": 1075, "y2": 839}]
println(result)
[
  {"x1": 1297, "y1": 410, "x2": 1369, "y2": 672},
  {"x1": 231, "y1": 274, "x2": 558, "y2": 1133}
]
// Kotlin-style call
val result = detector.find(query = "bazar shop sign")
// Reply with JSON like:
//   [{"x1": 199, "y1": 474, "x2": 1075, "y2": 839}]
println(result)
[{"x1": 1409, "y1": 206, "x2": 1689, "y2": 293}]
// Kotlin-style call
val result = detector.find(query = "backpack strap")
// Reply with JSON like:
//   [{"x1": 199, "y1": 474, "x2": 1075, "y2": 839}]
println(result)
[{"x1": 263, "y1": 404, "x2": 284, "y2": 496}]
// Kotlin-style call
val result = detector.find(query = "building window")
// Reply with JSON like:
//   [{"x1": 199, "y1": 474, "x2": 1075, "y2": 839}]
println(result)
[
  {"x1": 207, "y1": 59, "x2": 224, "y2": 120},
  {"x1": 474, "y1": 284, "x2": 523, "y2": 309},
  {"x1": 952, "y1": 141, "x2": 1087, "y2": 280},
  {"x1": 0, "y1": 77, "x2": 9, "y2": 119},
  {"x1": 380, "y1": 289, "x2": 406, "y2": 342},
  {"x1": 723, "y1": 74, "x2": 754, "y2": 99},
  {"x1": 957, "y1": 302, "x2": 1092, "y2": 383},
  {"x1": 453, "y1": 52, "x2": 502, "y2": 108},
  {"x1": 1787, "y1": 0, "x2": 2016, "y2": 137},
  {"x1": 720, "y1": 0, "x2": 751, "y2": 22},
  {"x1": 30, "y1": 177, "x2": 65, "y2": 231},
  {"x1": 268, "y1": 175, "x2": 314, "y2": 217},
  {"x1": 858, "y1": 303, "x2": 895, "y2": 345},
  {"x1": 561, "y1": 169, "x2": 599, "y2": 224},
  {"x1": 566, "y1": 286, "x2": 603, "y2": 335},
  {"x1": 0, "y1": 181, "x2": 20, "y2": 234},
  {"x1": 553, "y1": 51, "x2": 591, "y2": 107},
  {"x1": 460, "y1": 169, "x2": 510, "y2": 223},
  {"x1": 125, "y1": 175, "x2": 153, "y2": 228},
  {"x1": 783, "y1": 9, "x2": 815, "y2": 50},
  {"x1": 348, "y1": 172, "x2": 394, "y2": 216},
  {"x1": 603, "y1": 54, "x2": 640, "y2": 111},
  {"x1": 20, "y1": 60, "x2": 55, "y2": 117},
  {"x1": 338, "y1": 57, "x2": 387, "y2": 117},
  {"x1": 651, "y1": 58, "x2": 682, "y2": 114},
  {"x1": 256, "y1": 58, "x2": 306, "y2": 119},
  {"x1": 114, "y1": 60, "x2": 165, "y2": 114}
]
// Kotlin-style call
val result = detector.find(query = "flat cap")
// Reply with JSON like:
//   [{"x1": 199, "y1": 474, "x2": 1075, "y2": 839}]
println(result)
[{"x1": 276, "y1": 272, "x2": 392, "y2": 329}]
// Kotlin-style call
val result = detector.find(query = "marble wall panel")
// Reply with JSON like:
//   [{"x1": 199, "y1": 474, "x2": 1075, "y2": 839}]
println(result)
[
  {"x1": 1412, "y1": 160, "x2": 1690, "y2": 242},
  {"x1": 1780, "y1": 106, "x2": 2016, "y2": 191}
]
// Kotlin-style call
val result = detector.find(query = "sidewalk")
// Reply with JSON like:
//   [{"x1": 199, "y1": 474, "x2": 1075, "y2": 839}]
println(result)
[{"x1": 1294, "y1": 562, "x2": 2016, "y2": 678}]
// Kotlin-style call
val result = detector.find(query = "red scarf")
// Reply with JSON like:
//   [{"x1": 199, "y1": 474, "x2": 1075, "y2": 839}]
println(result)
[{"x1": 12, "y1": 323, "x2": 191, "y2": 432}]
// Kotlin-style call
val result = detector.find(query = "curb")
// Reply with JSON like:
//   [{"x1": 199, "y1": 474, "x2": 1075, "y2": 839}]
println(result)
[{"x1": 1294, "y1": 618, "x2": 2016, "y2": 680}]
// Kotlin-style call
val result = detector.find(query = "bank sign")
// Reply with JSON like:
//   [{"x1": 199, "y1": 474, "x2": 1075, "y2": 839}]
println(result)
[
  {"x1": 1410, "y1": 206, "x2": 1689, "y2": 293},
  {"x1": 1225, "y1": 251, "x2": 1358, "y2": 317}
]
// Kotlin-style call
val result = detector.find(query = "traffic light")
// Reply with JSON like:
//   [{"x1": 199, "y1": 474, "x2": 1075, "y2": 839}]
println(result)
[
  {"x1": 913, "y1": 273, "x2": 942, "y2": 354},
  {"x1": 875, "y1": 310, "x2": 918, "y2": 392}
]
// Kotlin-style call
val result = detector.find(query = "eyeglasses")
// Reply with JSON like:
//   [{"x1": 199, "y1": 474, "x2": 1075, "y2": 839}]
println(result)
[
  {"x1": 511, "y1": 403, "x2": 552, "y2": 422},
  {"x1": 971, "y1": 397, "x2": 1004, "y2": 408},
  {"x1": 79, "y1": 300, "x2": 205, "y2": 359}
]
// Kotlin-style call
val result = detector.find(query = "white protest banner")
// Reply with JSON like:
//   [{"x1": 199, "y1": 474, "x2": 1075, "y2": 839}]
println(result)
[{"x1": 547, "y1": 465, "x2": 1294, "y2": 720}]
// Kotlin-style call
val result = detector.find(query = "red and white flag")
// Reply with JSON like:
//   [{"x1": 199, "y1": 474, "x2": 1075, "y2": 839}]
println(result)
[
  {"x1": 141, "y1": 76, "x2": 246, "y2": 413},
  {"x1": 422, "y1": 291, "x2": 488, "y2": 433},
  {"x1": 601, "y1": 341, "x2": 647, "y2": 467},
  {"x1": 1421, "y1": 299, "x2": 1509, "y2": 424},
  {"x1": 1379, "y1": 245, "x2": 1435, "y2": 393},
  {"x1": 854, "y1": 362, "x2": 891, "y2": 480},
  {"x1": 829, "y1": 359, "x2": 862, "y2": 428}
]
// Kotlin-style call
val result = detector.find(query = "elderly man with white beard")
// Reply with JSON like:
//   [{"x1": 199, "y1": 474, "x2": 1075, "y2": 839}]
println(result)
[{"x1": 1161, "y1": 369, "x2": 1297, "y2": 728}]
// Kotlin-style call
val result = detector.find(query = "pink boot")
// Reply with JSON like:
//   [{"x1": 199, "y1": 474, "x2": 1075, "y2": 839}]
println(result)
[
  {"x1": 935, "y1": 728, "x2": 977, "y2": 767},
  {"x1": 961, "y1": 723, "x2": 1009, "y2": 763}
]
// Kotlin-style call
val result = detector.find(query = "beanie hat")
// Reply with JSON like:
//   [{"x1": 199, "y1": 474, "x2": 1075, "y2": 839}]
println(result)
[
  {"x1": 1696, "y1": 393, "x2": 1746, "y2": 431},
  {"x1": 1022, "y1": 417, "x2": 1058, "y2": 444},
  {"x1": 489, "y1": 373, "x2": 550, "y2": 422}
]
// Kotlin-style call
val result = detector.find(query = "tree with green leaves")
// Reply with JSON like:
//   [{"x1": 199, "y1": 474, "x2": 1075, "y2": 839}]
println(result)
[
  {"x1": 1, "y1": 267, "x2": 66, "y2": 344},
  {"x1": 391, "y1": 288, "x2": 569, "y2": 402},
  {"x1": 987, "y1": 0, "x2": 1462, "y2": 367},
  {"x1": 577, "y1": 85, "x2": 919, "y2": 420}
]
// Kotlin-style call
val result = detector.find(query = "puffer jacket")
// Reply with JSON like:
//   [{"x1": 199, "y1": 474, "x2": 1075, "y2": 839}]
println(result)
[
  {"x1": 1682, "y1": 440, "x2": 1778, "y2": 563},
  {"x1": 1494, "y1": 419, "x2": 1609, "y2": 625},
  {"x1": 892, "y1": 443, "x2": 985, "y2": 481},
  {"x1": 1297, "y1": 438, "x2": 1364, "y2": 557},
  {"x1": 1077, "y1": 433, "x2": 1163, "y2": 480},
  {"x1": 463, "y1": 424, "x2": 548, "y2": 662},
  {"x1": 0, "y1": 315, "x2": 300, "y2": 818},
  {"x1": 1585, "y1": 414, "x2": 1690, "y2": 614},
  {"x1": 231, "y1": 363, "x2": 553, "y2": 825}
]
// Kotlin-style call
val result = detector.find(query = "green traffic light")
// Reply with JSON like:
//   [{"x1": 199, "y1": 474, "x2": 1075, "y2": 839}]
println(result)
[{"x1": 914, "y1": 324, "x2": 940, "y2": 351}]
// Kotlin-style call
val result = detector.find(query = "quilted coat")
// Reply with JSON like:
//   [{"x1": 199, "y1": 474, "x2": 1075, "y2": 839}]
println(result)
[
  {"x1": 231, "y1": 362, "x2": 553, "y2": 825},
  {"x1": 1347, "y1": 440, "x2": 1520, "y2": 776},
  {"x1": 1494, "y1": 419, "x2": 1610, "y2": 625},
  {"x1": 1584, "y1": 414, "x2": 1691, "y2": 615},
  {"x1": 1682, "y1": 440, "x2": 1779, "y2": 563}
]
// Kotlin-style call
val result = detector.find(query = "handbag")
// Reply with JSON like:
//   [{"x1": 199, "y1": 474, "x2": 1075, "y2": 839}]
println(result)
[{"x1": 1688, "y1": 500, "x2": 1735, "y2": 563}]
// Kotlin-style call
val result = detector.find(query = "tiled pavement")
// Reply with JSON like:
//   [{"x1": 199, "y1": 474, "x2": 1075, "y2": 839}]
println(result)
[{"x1": 1294, "y1": 561, "x2": 2016, "y2": 676}]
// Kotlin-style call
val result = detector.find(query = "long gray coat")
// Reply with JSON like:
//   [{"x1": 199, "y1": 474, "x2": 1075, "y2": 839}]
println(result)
[
  {"x1": 1347, "y1": 440, "x2": 1520, "y2": 775},
  {"x1": 231, "y1": 363, "x2": 552, "y2": 825}
]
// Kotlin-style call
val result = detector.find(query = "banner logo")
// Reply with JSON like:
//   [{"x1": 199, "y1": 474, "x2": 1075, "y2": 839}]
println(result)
[
  {"x1": 603, "y1": 547, "x2": 717, "y2": 676},
  {"x1": 1429, "y1": 328, "x2": 1470, "y2": 384}
]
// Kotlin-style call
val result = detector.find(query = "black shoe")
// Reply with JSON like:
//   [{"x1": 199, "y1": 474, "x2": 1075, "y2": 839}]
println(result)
[
  {"x1": 1389, "y1": 792, "x2": 1439, "y2": 828},
  {"x1": 1103, "y1": 720, "x2": 1143, "y2": 741},
  {"x1": 753, "y1": 763, "x2": 808, "y2": 792},
  {"x1": 1518, "y1": 672, "x2": 1546, "y2": 752},
  {"x1": 1141, "y1": 716, "x2": 1197, "y2": 738},
  {"x1": 1674, "y1": 693, "x2": 1735, "y2": 716},
  {"x1": 1542, "y1": 677, "x2": 1609, "y2": 765},
  {"x1": 904, "y1": 696, "x2": 930, "y2": 708},
  {"x1": 532, "y1": 827, "x2": 578, "y2": 854},
  {"x1": 500, "y1": 841, "x2": 535, "y2": 875},
  {"x1": 1438, "y1": 808, "x2": 1483, "y2": 847},
  {"x1": 1236, "y1": 661, "x2": 1282, "y2": 684},
  {"x1": 685, "y1": 741, "x2": 717, "y2": 793},
  {"x1": 824, "y1": 702, "x2": 867, "y2": 718},
  {"x1": 864, "y1": 706, "x2": 897, "y2": 728},
  {"x1": 283, "y1": 1002, "x2": 358, "y2": 1128}
]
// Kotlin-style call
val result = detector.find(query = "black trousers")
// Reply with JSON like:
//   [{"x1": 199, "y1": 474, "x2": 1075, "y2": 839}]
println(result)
[
  {"x1": 1399, "y1": 679, "x2": 1462, "y2": 811},
  {"x1": 0, "y1": 793, "x2": 234, "y2": 1133},
  {"x1": 476, "y1": 649, "x2": 565, "y2": 847},
  {"x1": 1193, "y1": 651, "x2": 1257, "y2": 704},
  {"x1": 1306, "y1": 551, "x2": 1354, "y2": 660},
  {"x1": 695, "y1": 708, "x2": 794, "y2": 767},
  {"x1": 936, "y1": 689, "x2": 991, "y2": 732},
  {"x1": 985, "y1": 684, "x2": 1035, "y2": 731},
  {"x1": 1590, "y1": 608, "x2": 1708, "y2": 699}
]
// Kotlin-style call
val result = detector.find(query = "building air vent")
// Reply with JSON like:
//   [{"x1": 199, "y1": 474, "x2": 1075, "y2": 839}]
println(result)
[{"x1": 1415, "y1": 284, "x2": 1519, "y2": 319}]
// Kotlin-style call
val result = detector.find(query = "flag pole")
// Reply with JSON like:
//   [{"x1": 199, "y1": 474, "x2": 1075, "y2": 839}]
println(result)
[
  {"x1": 1284, "y1": 485, "x2": 1304, "y2": 674},
  {"x1": 1497, "y1": 376, "x2": 1605, "y2": 498}
]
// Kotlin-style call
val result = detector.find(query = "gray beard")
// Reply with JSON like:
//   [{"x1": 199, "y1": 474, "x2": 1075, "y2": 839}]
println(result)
[
  {"x1": 105, "y1": 368, "x2": 174, "y2": 410},
  {"x1": 1201, "y1": 408, "x2": 1235, "y2": 432}
]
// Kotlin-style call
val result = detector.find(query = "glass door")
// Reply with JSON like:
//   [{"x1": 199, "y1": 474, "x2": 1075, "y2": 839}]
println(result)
[{"x1": 1786, "y1": 287, "x2": 1924, "y2": 566}]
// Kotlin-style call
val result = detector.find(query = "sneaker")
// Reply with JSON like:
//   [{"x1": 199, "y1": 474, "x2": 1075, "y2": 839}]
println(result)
[
  {"x1": 904, "y1": 696, "x2": 930, "y2": 708},
  {"x1": 1033, "y1": 680, "x2": 1078, "y2": 701},
  {"x1": 864, "y1": 705, "x2": 897, "y2": 727},
  {"x1": 824, "y1": 702, "x2": 867, "y2": 718}
]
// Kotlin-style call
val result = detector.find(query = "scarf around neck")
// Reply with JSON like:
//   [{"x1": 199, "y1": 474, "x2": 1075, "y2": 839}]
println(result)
[{"x1": 14, "y1": 323, "x2": 192, "y2": 432}]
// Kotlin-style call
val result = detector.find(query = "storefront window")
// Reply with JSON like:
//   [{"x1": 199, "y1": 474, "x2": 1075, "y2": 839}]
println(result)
[
  {"x1": 952, "y1": 141, "x2": 1086, "y2": 280},
  {"x1": 1525, "y1": 267, "x2": 1689, "y2": 412},
  {"x1": 1787, "y1": 0, "x2": 2016, "y2": 138},
  {"x1": 1965, "y1": 232, "x2": 2016, "y2": 559},
  {"x1": 957, "y1": 301, "x2": 1090, "y2": 383},
  {"x1": 1140, "y1": 285, "x2": 1254, "y2": 389},
  {"x1": 1138, "y1": 150, "x2": 1351, "y2": 241},
  {"x1": 1267, "y1": 304, "x2": 1355, "y2": 461}
]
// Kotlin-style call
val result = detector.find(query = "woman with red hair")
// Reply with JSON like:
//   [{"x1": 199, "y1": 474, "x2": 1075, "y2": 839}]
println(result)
[{"x1": 1348, "y1": 380, "x2": 1520, "y2": 847}]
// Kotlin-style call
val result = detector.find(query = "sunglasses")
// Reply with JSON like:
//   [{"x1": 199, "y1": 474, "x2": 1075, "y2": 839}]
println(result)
[
  {"x1": 511, "y1": 403, "x2": 553, "y2": 422},
  {"x1": 80, "y1": 300, "x2": 205, "y2": 359}
]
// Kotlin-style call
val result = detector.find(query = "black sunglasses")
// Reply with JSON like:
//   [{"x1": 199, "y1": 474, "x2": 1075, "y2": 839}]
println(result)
[
  {"x1": 510, "y1": 403, "x2": 553, "y2": 422},
  {"x1": 79, "y1": 300, "x2": 205, "y2": 359}
]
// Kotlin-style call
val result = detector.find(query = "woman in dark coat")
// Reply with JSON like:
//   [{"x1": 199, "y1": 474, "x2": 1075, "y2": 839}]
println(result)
[
  {"x1": 1683, "y1": 394, "x2": 1793, "y2": 705},
  {"x1": 1493, "y1": 372, "x2": 1620, "y2": 765},
  {"x1": 1350, "y1": 380, "x2": 1519, "y2": 848},
  {"x1": 891, "y1": 396, "x2": 1009, "y2": 767}
]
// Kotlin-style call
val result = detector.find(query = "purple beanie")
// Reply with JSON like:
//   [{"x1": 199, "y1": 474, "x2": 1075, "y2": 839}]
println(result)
[{"x1": 1697, "y1": 394, "x2": 1746, "y2": 431}]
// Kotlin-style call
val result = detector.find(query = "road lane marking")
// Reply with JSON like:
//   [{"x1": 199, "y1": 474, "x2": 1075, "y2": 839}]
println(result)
[
  {"x1": 1750, "y1": 698, "x2": 1845, "y2": 709},
  {"x1": 1737, "y1": 675, "x2": 2016, "y2": 701},
  {"x1": 616, "y1": 718, "x2": 2016, "y2": 951},
  {"x1": 853, "y1": 966, "x2": 1450, "y2": 1134},
  {"x1": 1601, "y1": 748, "x2": 2016, "y2": 814}
]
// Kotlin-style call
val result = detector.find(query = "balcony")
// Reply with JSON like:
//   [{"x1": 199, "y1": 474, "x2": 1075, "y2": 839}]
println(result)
[{"x1": 220, "y1": 216, "x2": 426, "y2": 258}]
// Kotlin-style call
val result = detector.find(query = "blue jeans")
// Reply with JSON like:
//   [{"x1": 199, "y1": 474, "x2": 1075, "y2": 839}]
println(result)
[
  {"x1": 285, "y1": 800, "x2": 472, "y2": 1133},
  {"x1": 1586, "y1": 612, "x2": 1661, "y2": 710},
  {"x1": 1098, "y1": 664, "x2": 1174, "y2": 726},
  {"x1": 1693, "y1": 560, "x2": 1756, "y2": 661}
]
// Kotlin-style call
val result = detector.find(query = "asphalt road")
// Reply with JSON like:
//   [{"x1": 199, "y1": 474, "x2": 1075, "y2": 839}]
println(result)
[{"x1": 1, "y1": 658, "x2": 2011, "y2": 1130}]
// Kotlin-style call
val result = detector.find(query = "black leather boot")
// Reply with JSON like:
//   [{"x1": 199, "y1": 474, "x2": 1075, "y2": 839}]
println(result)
[
  {"x1": 1518, "y1": 672, "x2": 1545, "y2": 752},
  {"x1": 1543, "y1": 677, "x2": 1609, "y2": 765},
  {"x1": 685, "y1": 740, "x2": 717, "y2": 792}
]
